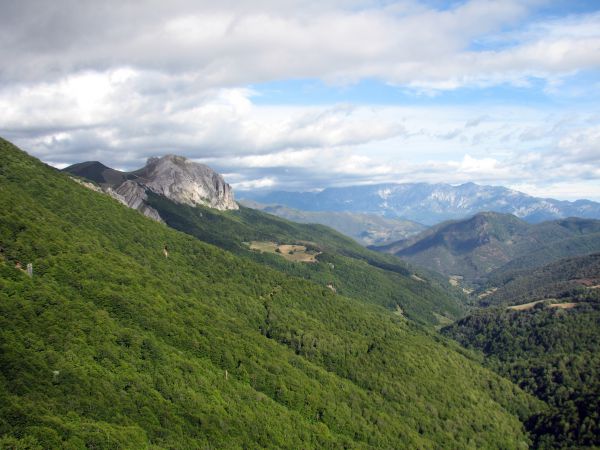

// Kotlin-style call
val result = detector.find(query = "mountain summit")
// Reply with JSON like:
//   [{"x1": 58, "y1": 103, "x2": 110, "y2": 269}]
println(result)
[
  {"x1": 132, "y1": 155, "x2": 237, "y2": 211},
  {"x1": 64, "y1": 154, "x2": 238, "y2": 221}
]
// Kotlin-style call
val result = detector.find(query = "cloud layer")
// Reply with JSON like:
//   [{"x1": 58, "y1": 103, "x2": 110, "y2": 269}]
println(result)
[{"x1": 1, "y1": 1, "x2": 599, "y2": 200}]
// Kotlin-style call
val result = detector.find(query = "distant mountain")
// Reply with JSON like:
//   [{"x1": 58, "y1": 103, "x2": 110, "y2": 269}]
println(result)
[
  {"x1": 242, "y1": 182, "x2": 600, "y2": 225},
  {"x1": 64, "y1": 155, "x2": 238, "y2": 221},
  {"x1": 240, "y1": 200, "x2": 426, "y2": 246},
  {"x1": 374, "y1": 212, "x2": 600, "y2": 283}
]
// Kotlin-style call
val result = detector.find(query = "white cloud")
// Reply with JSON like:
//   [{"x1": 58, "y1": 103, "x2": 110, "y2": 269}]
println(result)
[
  {"x1": 0, "y1": 71, "x2": 405, "y2": 167},
  {"x1": 2, "y1": 1, "x2": 599, "y2": 90},
  {"x1": 231, "y1": 176, "x2": 277, "y2": 190},
  {"x1": 1, "y1": 1, "x2": 599, "y2": 200}
]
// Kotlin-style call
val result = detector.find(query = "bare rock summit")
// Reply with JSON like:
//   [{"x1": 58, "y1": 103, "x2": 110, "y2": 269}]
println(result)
[
  {"x1": 63, "y1": 154, "x2": 238, "y2": 222},
  {"x1": 135, "y1": 155, "x2": 238, "y2": 211}
]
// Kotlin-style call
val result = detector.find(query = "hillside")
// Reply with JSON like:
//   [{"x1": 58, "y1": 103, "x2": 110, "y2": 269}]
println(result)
[
  {"x1": 374, "y1": 212, "x2": 600, "y2": 284},
  {"x1": 67, "y1": 161, "x2": 464, "y2": 326},
  {"x1": 243, "y1": 182, "x2": 600, "y2": 225},
  {"x1": 479, "y1": 253, "x2": 600, "y2": 307},
  {"x1": 443, "y1": 254, "x2": 600, "y2": 448},
  {"x1": 442, "y1": 297, "x2": 600, "y2": 448},
  {"x1": 239, "y1": 200, "x2": 426, "y2": 246},
  {"x1": 0, "y1": 138, "x2": 540, "y2": 448}
]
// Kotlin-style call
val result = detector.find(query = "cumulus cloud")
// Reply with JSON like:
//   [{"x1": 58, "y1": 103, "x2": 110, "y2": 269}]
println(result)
[
  {"x1": 0, "y1": 71, "x2": 405, "y2": 168},
  {"x1": 1, "y1": 0, "x2": 599, "y2": 200},
  {"x1": 1, "y1": 0, "x2": 599, "y2": 89}
]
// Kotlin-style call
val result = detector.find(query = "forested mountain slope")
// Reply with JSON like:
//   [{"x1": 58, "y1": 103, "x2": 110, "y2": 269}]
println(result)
[
  {"x1": 443, "y1": 254, "x2": 600, "y2": 448},
  {"x1": 67, "y1": 159, "x2": 465, "y2": 326},
  {"x1": 442, "y1": 298, "x2": 600, "y2": 448},
  {"x1": 374, "y1": 212, "x2": 600, "y2": 284},
  {"x1": 0, "y1": 138, "x2": 539, "y2": 448},
  {"x1": 479, "y1": 253, "x2": 600, "y2": 307}
]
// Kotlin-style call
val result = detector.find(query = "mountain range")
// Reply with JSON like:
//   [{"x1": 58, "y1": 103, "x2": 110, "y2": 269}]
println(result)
[{"x1": 242, "y1": 182, "x2": 600, "y2": 225}]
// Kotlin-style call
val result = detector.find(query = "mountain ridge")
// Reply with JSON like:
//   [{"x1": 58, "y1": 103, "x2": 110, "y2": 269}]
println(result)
[
  {"x1": 242, "y1": 182, "x2": 600, "y2": 225},
  {"x1": 373, "y1": 211, "x2": 600, "y2": 283}
]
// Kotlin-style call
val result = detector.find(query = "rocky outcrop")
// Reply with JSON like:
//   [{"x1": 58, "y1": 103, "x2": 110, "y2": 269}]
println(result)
[
  {"x1": 70, "y1": 176, "x2": 163, "y2": 222},
  {"x1": 65, "y1": 154, "x2": 238, "y2": 222},
  {"x1": 135, "y1": 155, "x2": 238, "y2": 211},
  {"x1": 113, "y1": 180, "x2": 163, "y2": 222}
]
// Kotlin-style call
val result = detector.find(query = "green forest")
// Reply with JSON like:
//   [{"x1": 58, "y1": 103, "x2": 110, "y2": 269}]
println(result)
[
  {"x1": 480, "y1": 253, "x2": 600, "y2": 306},
  {"x1": 144, "y1": 191, "x2": 466, "y2": 326},
  {"x1": 443, "y1": 298, "x2": 600, "y2": 448},
  {"x1": 0, "y1": 138, "x2": 540, "y2": 448}
]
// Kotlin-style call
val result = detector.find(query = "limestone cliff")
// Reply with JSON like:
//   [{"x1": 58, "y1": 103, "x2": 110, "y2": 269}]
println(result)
[
  {"x1": 64, "y1": 154, "x2": 238, "y2": 222},
  {"x1": 134, "y1": 155, "x2": 238, "y2": 211}
]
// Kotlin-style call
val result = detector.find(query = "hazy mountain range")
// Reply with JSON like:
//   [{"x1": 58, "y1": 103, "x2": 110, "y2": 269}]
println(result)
[{"x1": 242, "y1": 182, "x2": 600, "y2": 225}]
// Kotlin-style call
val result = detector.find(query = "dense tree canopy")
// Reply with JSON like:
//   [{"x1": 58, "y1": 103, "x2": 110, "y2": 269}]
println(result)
[
  {"x1": 443, "y1": 299, "x2": 600, "y2": 448},
  {"x1": 0, "y1": 138, "x2": 538, "y2": 448}
]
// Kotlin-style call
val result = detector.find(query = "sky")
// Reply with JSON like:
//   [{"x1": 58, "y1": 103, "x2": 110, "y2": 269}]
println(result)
[{"x1": 1, "y1": 0, "x2": 600, "y2": 200}]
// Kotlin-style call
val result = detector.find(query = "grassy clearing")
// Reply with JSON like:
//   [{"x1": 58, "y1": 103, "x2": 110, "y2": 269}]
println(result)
[
  {"x1": 508, "y1": 299, "x2": 555, "y2": 310},
  {"x1": 507, "y1": 299, "x2": 583, "y2": 311},
  {"x1": 249, "y1": 241, "x2": 321, "y2": 263},
  {"x1": 548, "y1": 302, "x2": 578, "y2": 309}
]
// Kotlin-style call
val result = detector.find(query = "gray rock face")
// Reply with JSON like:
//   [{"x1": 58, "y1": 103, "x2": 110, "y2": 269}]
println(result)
[
  {"x1": 113, "y1": 180, "x2": 163, "y2": 222},
  {"x1": 65, "y1": 154, "x2": 238, "y2": 222},
  {"x1": 136, "y1": 155, "x2": 238, "y2": 211}
]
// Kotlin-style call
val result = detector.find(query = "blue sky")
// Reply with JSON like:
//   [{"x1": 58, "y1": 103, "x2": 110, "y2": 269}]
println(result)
[{"x1": 1, "y1": 0, "x2": 599, "y2": 200}]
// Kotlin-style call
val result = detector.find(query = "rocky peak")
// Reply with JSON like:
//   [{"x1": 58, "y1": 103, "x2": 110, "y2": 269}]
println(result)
[
  {"x1": 136, "y1": 155, "x2": 238, "y2": 211},
  {"x1": 64, "y1": 153, "x2": 239, "y2": 223}
]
